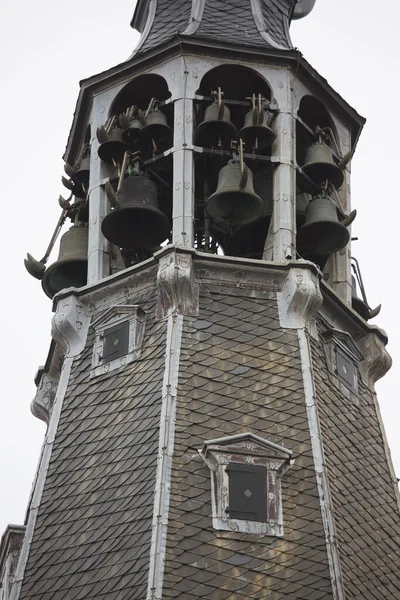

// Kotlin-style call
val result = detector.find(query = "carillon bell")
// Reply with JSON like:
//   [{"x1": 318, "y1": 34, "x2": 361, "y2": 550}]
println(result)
[
  {"x1": 301, "y1": 140, "x2": 344, "y2": 190},
  {"x1": 206, "y1": 160, "x2": 263, "y2": 227},
  {"x1": 101, "y1": 174, "x2": 170, "y2": 250},
  {"x1": 98, "y1": 128, "x2": 128, "y2": 165},
  {"x1": 122, "y1": 110, "x2": 146, "y2": 149},
  {"x1": 71, "y1": 156, "x2": 90, "y2": 188},
  {"x1": 297, "y1": 194, "x2": 349, "y2": 257},
  {"x1": 239, "y1": 108, "x2": 275, "y2": 151},
  {"x1": 195, "y1": 102, "x2": 237, "y2": 148},
  {"x1": 41, "y1": 225, "x2": 88, "y2": 299},
  {"x1": 225, "y1": 170, "x2": 273, "y2": 258},
  {"x1": 140, "y1": 106, "x2": 172, "y2": 152}
]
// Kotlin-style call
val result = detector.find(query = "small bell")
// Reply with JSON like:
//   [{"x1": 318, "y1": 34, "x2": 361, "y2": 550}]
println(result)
[
  {"x1": 301, "y1": 139, "x2": 344, "y2": 191},
  {"x1": 224, "y1": 169, "x2": 273, "y2": 258},
  {"x1": 71, "y1": 155, "x2": 90, "y2": 189},
  {"x1": 140, "y1": 102, "x2": 172, "y2": 152},
  {"x1": 98, "y1": 128, "x2": 129, "y2": 165},
  {"x1": 41, "y1": 225, "x2": 88, "y2": 299},
  {"x1": 122, "y1": 108, "x2": 146, "y2": 149},
  {"x1": 194, "y1": 88, "x2": 237, "y2": 148},
  {"x1": 206, "y1": 160, "x2": 263, "y2": 227},
  {"x1": 239, "y1": 95, "x2": 275, "y2": 151},
  {"x1": 102, "y1": 174, "x2": 170, "y2": 250},
  {"x1": 297, "y1": 194, "x2": 349, "y2": 257}
]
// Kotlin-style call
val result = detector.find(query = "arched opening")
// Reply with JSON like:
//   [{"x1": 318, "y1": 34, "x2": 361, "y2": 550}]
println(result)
[
  {"x1": 96, "y1": 74, "x2": 173, "y2": 265},
  {"x1": 110, "y1": 74, "x2": 171, "y2": 115},
  {"x1": 194, "y1": 65, "x2": 275, "y2": 259},
  {"x1": 296, "y1": 95, "x2": 338, "y2": 169},
  {"x1": 296, "y1": 96, "x2": 345, "y2": 268}
]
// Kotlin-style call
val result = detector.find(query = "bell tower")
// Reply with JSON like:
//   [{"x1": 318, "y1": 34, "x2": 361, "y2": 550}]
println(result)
[{"x1": 3, "y1": 2, "x2": 400, "y2": 600}]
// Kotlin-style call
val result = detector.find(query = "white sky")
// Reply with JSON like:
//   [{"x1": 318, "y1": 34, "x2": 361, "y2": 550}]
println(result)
[{"x1": 0, "y1": 1, "x2": 399, "y2": 535}]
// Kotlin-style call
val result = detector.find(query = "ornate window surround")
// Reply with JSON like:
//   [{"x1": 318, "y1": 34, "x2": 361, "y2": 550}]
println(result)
[
  {"x1": 200, "y1": 433, "x2": 293, "y2": 536},
  {"x1": 91, "y1": 305, "x2": 147, "y2": 377},
  {"x1": 322, "y1": 328, "x2": 363, "y2": 394}
]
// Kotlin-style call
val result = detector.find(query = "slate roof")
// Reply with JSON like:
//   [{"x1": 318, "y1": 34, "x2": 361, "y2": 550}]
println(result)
[
  {"x1": 163, "y1": 284, "x2": 334, "y2": 600},
  {"x1": 133, "y1": 0, "x2": 296, "y2": 56},
  {"x1": 16, "y1": 257, "x2": 400, "y2": 599},
  {"x1": 19, "y1": 292, "x2": 167, "y2": 600},
  {"x1": 311, "y1": 319, "x2": 400, "y2": 600}
]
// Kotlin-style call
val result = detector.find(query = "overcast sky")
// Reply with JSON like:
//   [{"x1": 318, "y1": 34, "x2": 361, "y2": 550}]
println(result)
[{"x1": 0, "y1": 1, "x2": 399, "y2": 535}]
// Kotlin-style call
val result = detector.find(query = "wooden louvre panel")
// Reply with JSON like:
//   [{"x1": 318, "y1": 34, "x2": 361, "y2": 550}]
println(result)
[{"x1": 226, "y1": 463, "x2": 267, "y2": 522}]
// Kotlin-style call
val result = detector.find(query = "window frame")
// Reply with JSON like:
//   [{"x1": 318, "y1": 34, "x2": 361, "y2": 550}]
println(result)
[
  {"x1": 200, "y1": 433, "x2": 292, "y2": 536},
  {"x1": 91, "y1": 305, "x2": 147, "y2": 378}
]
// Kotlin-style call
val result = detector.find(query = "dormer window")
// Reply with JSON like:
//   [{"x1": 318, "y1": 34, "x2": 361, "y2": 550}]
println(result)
[
  {"x1": 322, "y1": 329, "x2": 363, "y2": 394},
  {"x1": 200, "y1": 433, "x2": 292, "y2": 536},
  {"x1": 91, "y1": 305, "x2": 146, "y2": 377}
]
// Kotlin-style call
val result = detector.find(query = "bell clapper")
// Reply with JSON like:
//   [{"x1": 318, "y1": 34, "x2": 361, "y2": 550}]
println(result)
[
  {"x1": 117, "y1": 151, "x2": 130, "y2": 194},
  {"x1": 105, "y1": 116, "x2": 116, "y2": 134},
  {"x1": 105, "y1": 182, "x2": 118, "y2": 207},
  {"x1": 145, "y1": 97, "x2": 156, "y2": 119}
]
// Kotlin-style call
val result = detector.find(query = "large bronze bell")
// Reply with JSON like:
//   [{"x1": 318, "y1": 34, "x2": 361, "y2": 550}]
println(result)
[
  {"x1": 72, "y1": 156, "x2": 90, "y2": 188},
  {"x1": 195, "y1": 102, "x2": 237, "y2": 148},
  {"x1": 297, "y1": 194, "x2": 349, "y2": 257},
  {"x1": 140, "y1": 108, "x2": 172, "y2": 151},
  {"x1": 206, "y1": 160, "x2": 264, "y2": 227},
  {"x1": 98, "y1": 128, "x2": 128, "y2": 165},
  {"x1": 41, "y1": 225, "x2": 88, "y2": 299},
  {"x1": 225, "y1": 170, "x2": 273, "y2": 258},
  {"x1": 301, "y1": 140, "x2": 344, "y2": 190},
  {"x1": 239, "y1": 108, "x2": 276, "y2": 151},
  {"x1": 101, "y1": 175, "x2": 170, "y2": 250}
]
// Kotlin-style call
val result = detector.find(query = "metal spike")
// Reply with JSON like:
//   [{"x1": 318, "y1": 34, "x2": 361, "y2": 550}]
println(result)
[
  {"x1": 341, "y1": 209, "x2": 357, "y2": 227},
  {"x1": 369, "y1": 304, "x2": 382, "y2": 319}
]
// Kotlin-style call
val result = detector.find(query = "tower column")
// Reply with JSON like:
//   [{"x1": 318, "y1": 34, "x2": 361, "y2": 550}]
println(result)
[
  {"x1": 172, "y1": 92, "x2": 195, "y2": 247},
  {"x1": 269, "y1": 74, "x2": 296, "y2": 262},
  {"x1": 87, "y1": 96, "x2": 112, "y2": 284}
]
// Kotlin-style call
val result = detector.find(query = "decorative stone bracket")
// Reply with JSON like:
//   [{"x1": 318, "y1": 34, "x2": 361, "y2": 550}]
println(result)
[
  {"x1": 156, "y1": 250, "x2": 199, "y2": 320},
  {"x1": 51, "y1": 294, "x2": 90, "y2": 358},
  {"x1": 358, "y1": 329, "x2": 392, "y2": 390},
  {"x1": 277, "y1": 264, "x2": 322, "y2": 330},
  {"x1": 31, "y1": 372, "x2": 59, "y2": 425},
  {"x1": 31, "y1": 295, "x2": 90, "y2": 423}
]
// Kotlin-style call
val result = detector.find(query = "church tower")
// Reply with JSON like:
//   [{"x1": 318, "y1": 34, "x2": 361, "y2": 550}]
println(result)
[{"x1": 2, "y1": 1, "x2": 400, "y2": 599}]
